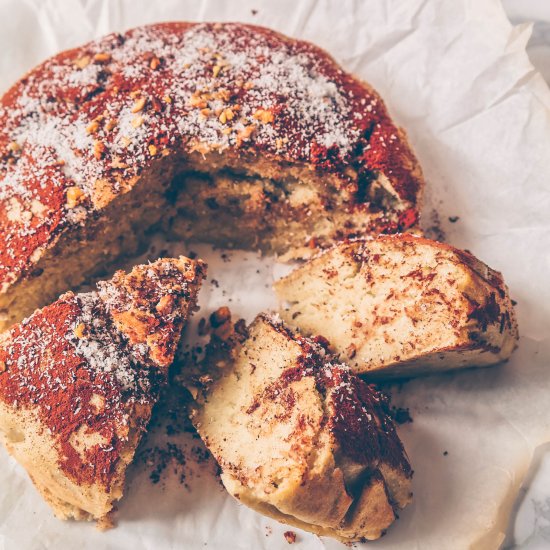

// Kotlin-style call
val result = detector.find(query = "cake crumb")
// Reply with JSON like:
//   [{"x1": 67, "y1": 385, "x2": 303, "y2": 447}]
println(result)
[
  {"x1": 391, "y1": 407, "x2": 413, "y2": 424},
  {"x1": 284, "y1": 531, "x2": 297, "y2": 544}
]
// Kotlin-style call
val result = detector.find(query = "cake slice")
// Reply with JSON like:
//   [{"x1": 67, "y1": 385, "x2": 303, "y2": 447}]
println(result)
[
  {"x1": 189, "y1": 313, "x2": 412, "y2": 542},
  {"x1": 0, "y1": 256, "x2": 205, "y2": 525},
  {"x1": 274, "y1": 234, "x2": 518, "y2": 378}
]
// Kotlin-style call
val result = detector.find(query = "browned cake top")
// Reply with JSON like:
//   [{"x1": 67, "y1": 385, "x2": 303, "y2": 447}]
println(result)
[
  {"x1": 245, "y1": 314, "x2": 412, "y2": 475},
  {"x1": 0, "y1": 22, "x2": 422, "y2": 290},
  {"x1": 0, "y1": 258, "x2": 204, "y2": 489}
]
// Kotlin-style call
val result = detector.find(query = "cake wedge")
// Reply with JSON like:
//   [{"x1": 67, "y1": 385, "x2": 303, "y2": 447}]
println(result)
[
  {"x1": 0, "y1": 256, "x2": 205, "y2": 525},
  {"x1": 189, "y1": 313, "x2": 412, "y2": 542},
  {"x1": 274, "y1": 235, "x2": 518, "y2": 378}
]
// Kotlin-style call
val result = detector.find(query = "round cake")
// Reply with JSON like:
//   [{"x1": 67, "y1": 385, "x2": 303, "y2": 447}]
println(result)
[{"x1": 0, "y1": 22, "x2": 423, "y2": 330}]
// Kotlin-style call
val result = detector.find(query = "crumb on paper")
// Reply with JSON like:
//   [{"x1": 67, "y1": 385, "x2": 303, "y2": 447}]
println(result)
[
  {"x1": 423, "y1": 209, "x2": 445, "y2": 242},
  {"x1": 392, "y1": 407, "x2": 413, "y2": 424},
  {"x1": 284, "y1": 531, "x2": 297, "y2": 544}
]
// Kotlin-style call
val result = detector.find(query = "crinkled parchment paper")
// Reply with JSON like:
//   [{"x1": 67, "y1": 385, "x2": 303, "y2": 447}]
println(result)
[{"x1": 0, "y1": 0, "x2": 549, "y2": 548}]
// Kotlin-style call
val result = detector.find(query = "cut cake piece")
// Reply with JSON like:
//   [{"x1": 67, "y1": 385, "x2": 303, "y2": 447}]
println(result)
[
  {"x1": 189, "y1": 313, "x2": 412, "y2": 542},
  {"x1": 274, "y1": 234, "x2": 518, "y2": 378},
  {"x1": 0, "y1": 256, "x2": 205, "y2": 525}
]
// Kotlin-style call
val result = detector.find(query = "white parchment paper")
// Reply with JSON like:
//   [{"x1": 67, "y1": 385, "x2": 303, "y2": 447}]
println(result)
[{"x1": 0, "y1": 0, "x2": 549, "y2": 548}]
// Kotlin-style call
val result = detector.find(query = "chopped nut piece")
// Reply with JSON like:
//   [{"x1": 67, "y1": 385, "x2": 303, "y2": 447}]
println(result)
[
  {"x1": 243, "y1": 81, "x2": 254, "y2": 90},
  {"x1": 253, "y1": 108, "x2": 274, "y2": 124},
  {"x1": 148, "y1": 144, "x2": 158, "y2": 156},
  {"x1": 74, "y1": 323, "x2": 86, "y2": 339},
  {"x1": 212, "y1": 65, "x2": 222, "y2": 78},
  {"x1": 156, "y1": 295, "x2": 175, "y2": 315},
  {"x1": 93, "y1": 52, "x2": 111, "y2": 63},
  {"x1": 66, "y1": 186, "x2": 85, "y2": 209},
  {"x1": 162, "y1": 95, "x2": 172, "y2": 104},
  {"x1": 189, "y1": 95, "x2": 208, "y2": 109},
  {"x1": 86, "y1": 120, "x2": 100, "y2": 134},
  {"x1": 149, "y1": 56, "x2": 160, "y2": 70},
  {"x1": 104, "y1": 118, "x2": 117, "y2": 132},
  {"x1": 275, "y1": 138, "x2": 284, "y2": 150},
  {"x1": 111, "y1": 156, "x2": 128, "y2": 169},
  {"x1": 93, "y1": 140, "x2": 105, "y2": 160},
  {"x1": 222, "y1": 127, "x2": 232, "y2": 135},
  {"x1": 161, "y1": 148, "x2": 171, "y2": 157},
  {"x1": 216, "y1": 88, "x2": 231, "y2": 102},
  {"x1": 236, "y1": 125, "x2": 255, "y2": 144},
  {"x1": 218, "y1": 110, "x2": 227, "y2": 124},
  {"x1": 0, "y1": 360, "x2": 5, "y2": 373},
  {"x1": 200, "y1": 108, "x2": 211, "y2": 118},
  {"x1": 131, "y1": 116, "x2": 144, "y2": 128},
  {"x1": 284, "y1": 531, "x2": 297, "y2": 544},
  {"x1": 120, "y1": 136, "x2": 132, "y2": 147},
  {"x1": 7, "y1": 141, "x2": 20, "y2": 153},
  {"x1": 224, "y1": 108, "x2": 234, "y2": 121},
  {"x1": 74, "y1": 56, "x2": 91, "y2": 69},
  {"x1": 131, "y1": 97, "x2": 147, "y2": 113}
]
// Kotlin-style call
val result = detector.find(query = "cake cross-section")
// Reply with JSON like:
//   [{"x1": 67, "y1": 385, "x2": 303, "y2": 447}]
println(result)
[
  {"x1": 275, "y1": 235, "x2": 518, "y2": 378},
  {"x1": 189, "y1": 313, "x2": 412, "y2": 542},
  {"x1": 0, "y1": 256, "x2": 205, "y2": 525}
]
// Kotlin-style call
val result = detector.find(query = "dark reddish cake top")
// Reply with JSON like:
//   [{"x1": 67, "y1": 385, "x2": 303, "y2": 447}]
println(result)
[
  {"x1": 244, "y1": 314, "x2": 412, "y2": 476},
  {"x1": 0, "y1": 257, "x2": 203, "y2": 488},
  {"x1": 0, "y1": 22, "x2": 422, "y2": 290}
]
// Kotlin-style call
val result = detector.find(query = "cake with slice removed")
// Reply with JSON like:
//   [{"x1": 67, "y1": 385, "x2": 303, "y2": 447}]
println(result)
[
  {"x1": 274, "y1": 234, "x2": 518, "y2": 378},
  {"x1": 0, "y1": 255, "x2": 205, "y2": 525},
  {"x1": 0, "y1": 22, "x2": 423, "y2": 332},
  {"x1": 189, "y1": 312, "x2": 412, "y2": 542}
]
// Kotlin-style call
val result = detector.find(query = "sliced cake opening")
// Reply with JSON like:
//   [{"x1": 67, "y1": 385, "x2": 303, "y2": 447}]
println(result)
[
  {"x1": 274, "y1": 234, "x2": 518, "y2": 378},
  {"x1": 187, "y1": 312, "x2": 412, "y2": 542},
  {"x1": 0, "y1": 256, "x2": 206, "y2": 525}
]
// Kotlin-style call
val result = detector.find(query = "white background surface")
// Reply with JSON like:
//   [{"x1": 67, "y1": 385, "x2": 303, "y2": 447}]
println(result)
[
  {"x1": 500, "y1": 4, "x2": 550, "y2": 549},
  {"x1": 0, "y1": 1, "x2": 549, "y2": 549}
]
